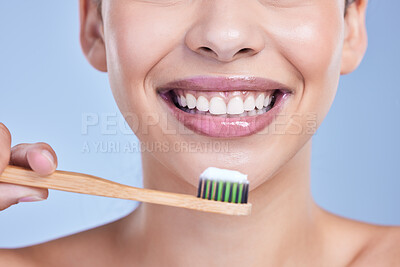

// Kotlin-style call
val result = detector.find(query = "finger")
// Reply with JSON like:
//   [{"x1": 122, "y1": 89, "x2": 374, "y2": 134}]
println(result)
[
  {"x1": 0, "y1": 122, "x2": 12, "y2": 173},
  {"x1": 10, "y1": 142, "x2": 58, "y2": 176},
  {"x1": 0, "y1": 183, "x2": 48, "y2": 211}
]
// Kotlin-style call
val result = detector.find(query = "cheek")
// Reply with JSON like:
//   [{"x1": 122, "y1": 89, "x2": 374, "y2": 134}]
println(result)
[
  {"x1": 103, "y1": 2, "x2": 187, "y2": 111},
  {"x1": 269, "y1": 6, "x2": 345, "y2": 123},
  {"x1": 272, "y1": 4, "x2": 344, "y2": 78},
  {"x1": 277, "y1": 20, "x2": 344, "y2": 79}
]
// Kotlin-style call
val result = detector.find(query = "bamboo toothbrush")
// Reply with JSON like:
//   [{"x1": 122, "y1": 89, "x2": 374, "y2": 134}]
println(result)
[{"x1": 0, "y1": 165, "x2": 251, "y2": 216}]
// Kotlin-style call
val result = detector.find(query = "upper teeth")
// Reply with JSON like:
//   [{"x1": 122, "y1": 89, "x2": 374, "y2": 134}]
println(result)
[
  {"x1": 186, "y1": 94, "x2": 197, "y2": 109},
  {"x1": 177, "y1": 91, "x2": 273, "y2": 115},
  {"x1": 196, "y1": 96, "x2": 209, "y2": 112},
  {"x1": 243, "y1": 95, "x2": 255, "y2": 111},
  {"x1": 180, "y1": 95, "x2": 187, "y2": 107},
  {"x1": 227, "y1": 96, "x2": 244, "y2": 115},
  {"x1": 255, "y1": 93, "x2": 265, "y2": 110},
  {"x1": 209, "y1": 97, "x2": 226, "y2": 115}
]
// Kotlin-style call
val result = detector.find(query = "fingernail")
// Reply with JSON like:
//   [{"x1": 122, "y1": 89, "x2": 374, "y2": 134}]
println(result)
[
  {"x1": 41, "y1": 149, "x2": 55, "y2": 166},
  {"x1": 18, "y1": 196, "x2": 45, "y2": 203}
]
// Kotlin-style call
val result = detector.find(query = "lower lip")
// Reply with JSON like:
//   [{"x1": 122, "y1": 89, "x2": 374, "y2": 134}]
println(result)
[{"x1": 159, "y1": 91, "x2": 290, "y2": 138}]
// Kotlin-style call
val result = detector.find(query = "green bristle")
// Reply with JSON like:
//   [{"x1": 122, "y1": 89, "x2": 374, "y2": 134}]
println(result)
[
  {"x1": 237, "y1": 183, "x2": 243, "y2": 203},
  {"x1": 217, "y1": 181, "x2": 223, "y2": 201},
  {"x1": 197, "y1": 172, "x2": 249, "y2": 204},
  {"x1": 224, "y1": 182, "x2": 231, "y2": 202},
  {"x1": 232, "y1": 183, "x2": 238, "y2": 203},
  {"x1": 205, "y1": 179, "x2": 210, "y2": 199}
]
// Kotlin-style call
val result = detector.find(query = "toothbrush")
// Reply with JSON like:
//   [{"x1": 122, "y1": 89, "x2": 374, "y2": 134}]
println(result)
[
  {"x1": 197, "y1": 167, "x2": 249, "y2": 204},
  {"x1": 0, "y1": 165, "x2": 251, "y2": 216}
]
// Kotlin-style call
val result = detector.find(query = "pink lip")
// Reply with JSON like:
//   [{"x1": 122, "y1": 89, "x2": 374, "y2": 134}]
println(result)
[
  {"x1": 157, "y1": 76, "x2": 293, "y2": 138},
  {"x1": 157, "y1": 76, "x2": 293, "y2": 93}
]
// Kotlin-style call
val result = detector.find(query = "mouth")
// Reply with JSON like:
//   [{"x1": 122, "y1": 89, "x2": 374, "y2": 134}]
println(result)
[{"x1": 157, "y1": 76, "x2": 293, "y2": 138}]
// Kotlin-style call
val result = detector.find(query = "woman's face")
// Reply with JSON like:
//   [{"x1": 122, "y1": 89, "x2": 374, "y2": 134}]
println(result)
[{"x1": 93, "y1": 0, "x2": 354, "y2": 188}]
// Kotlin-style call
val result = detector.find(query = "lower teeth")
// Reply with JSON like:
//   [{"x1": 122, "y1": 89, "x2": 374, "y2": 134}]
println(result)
[{"x1": 177, "y1": 106, "x2": 272, "y2": 117}]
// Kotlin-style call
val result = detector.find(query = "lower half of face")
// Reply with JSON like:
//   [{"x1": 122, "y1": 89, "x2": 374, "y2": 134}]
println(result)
[{"x1": 103, "y1": 0, "x2": 345, "y2": 189}]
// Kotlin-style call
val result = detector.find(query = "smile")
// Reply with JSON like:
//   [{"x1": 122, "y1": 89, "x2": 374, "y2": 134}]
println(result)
[
  {"x1": 171, "y1": 90, "x2": 277, "y2": 117},
  {"x1": 158, "y1": 76, "x2": 292, "y2": 138}
]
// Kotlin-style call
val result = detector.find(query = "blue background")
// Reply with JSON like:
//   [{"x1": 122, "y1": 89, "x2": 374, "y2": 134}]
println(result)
[{"x1": 0, "y1": 1, "x2": 399, "y2": 247}]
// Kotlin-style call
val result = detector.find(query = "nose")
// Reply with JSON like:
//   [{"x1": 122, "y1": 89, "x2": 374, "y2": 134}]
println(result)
[{"x1": 185, "y1": 1, "x2": 265, "y2": 63}]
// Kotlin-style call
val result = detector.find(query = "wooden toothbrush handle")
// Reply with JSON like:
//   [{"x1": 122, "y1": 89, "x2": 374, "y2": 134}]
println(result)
[{"x1": 0, "y1": 165, "x2": 251, "y2": 216}]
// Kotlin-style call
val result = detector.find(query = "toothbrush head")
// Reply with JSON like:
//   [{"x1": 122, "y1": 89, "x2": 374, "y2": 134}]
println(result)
[{"x1": 197, "y1": 167, "x2": 249, "y2": 204}]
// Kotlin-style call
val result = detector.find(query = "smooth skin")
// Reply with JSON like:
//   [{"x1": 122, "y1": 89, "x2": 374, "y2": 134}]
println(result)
[{"x1": 1, "y1": 0, "x2": 400, "y2": 266}]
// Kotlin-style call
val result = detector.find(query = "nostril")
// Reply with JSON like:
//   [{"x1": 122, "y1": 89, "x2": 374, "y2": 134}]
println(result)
[
  {"x1": 195, "y1": 46, "x2": 257, "y2": 62},
  {"x1": 200, "y1": 47, "x2": 213, "y2": 52},
  {"x1": 238, "y1": 48, "x2": 251, "y2": 53},
  {"x1": 199, "y1": 47, "x2": 216, "y2": 55},
  {"x1": 197, "y1": 46, "x2": 219, "y2": 58},
  {"x1": 236, "y1": 48, "x2": 254, "y2": 55}
]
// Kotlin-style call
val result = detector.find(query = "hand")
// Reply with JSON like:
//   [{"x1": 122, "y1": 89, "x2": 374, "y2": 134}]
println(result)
[{"x1": 0, "y1": 123, "x2": 58, "y2": 211}]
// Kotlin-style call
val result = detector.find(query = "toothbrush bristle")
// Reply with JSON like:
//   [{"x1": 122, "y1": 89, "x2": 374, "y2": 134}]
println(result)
[{"x1": 197, "y1": 178, "x2": 249, "y2": 204}]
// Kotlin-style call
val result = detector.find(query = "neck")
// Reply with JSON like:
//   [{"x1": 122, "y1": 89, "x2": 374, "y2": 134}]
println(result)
[{"x1": 120, "y1": 140, "x2": 322, "y2": 266}]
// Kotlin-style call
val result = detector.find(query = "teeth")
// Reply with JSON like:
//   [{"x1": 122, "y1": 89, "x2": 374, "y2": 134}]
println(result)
[
  {"x1": 196, "y1": 96, "x2": 209, "y2": 112},
  {"x1": 175, "y1": 91, "x2": 275, "y2": 117},
  {"x1": 227, "y1": 96, "x2": 244, "y2": 115},
  {"x1": 209, "y1": 97, "x2": 227, "y2": 115},
  {"x1": 186, "y1": 93, "x2": 196, "y2": 109},
  {"x1": 264, "y1": 95, "x2": 271, "y2": 107},
  {"x1": 180, "y1": 95, "x2": 187, "y2": 107},
  {"x1": 248, "y1": 110, "x2": 257, "y2": 116},
  {"x1": 255, "y1": 93, "x2": 265, "y2": 110},
  {"x1": 243, "y1": 96, "x2": 255, "y2": 111}
]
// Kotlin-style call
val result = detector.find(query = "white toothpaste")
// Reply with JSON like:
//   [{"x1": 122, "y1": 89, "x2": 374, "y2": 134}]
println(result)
[{"x1": 200, "y1": 167, "x2": 248, "y2": 183}]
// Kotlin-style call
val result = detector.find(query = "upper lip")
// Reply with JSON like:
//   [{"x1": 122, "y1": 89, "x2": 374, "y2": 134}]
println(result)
[{"x1": 157, "y1": 76, "x2": 293, "y2": 93}]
